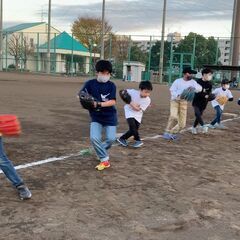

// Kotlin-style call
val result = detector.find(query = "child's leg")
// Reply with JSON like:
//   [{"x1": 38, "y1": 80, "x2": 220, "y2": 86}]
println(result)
[
  {"x1": 211, "y1": 106, "x2": 222, "y2": 125},
  {"x1": 0, "y1": 137, "x2": 24, "y2": 187},
  {"x1": 103, "y1": 125, "x2": 116, "y2": 150},
  {"x1": 165, "y1": 101, "x2": 179, "y2": 133},
  {"x1": 193, "y1": 106, "x2": 204, "y2": 127},
  {"x1": 216, "y1": 106, "x2": 223, "y2": 124},
  {"x1": 120, "y1": 118, "x2": 137, "y2": 140},
  {"x1": 90, "y1": 122, "x2": 109, "y2": 162}
]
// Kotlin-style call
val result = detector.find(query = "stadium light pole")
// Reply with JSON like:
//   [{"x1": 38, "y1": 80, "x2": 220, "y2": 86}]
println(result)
[
  {"x1": 47, "y1": 0, "x2": 51, "y2": 74},
  {"x1": 100, "y1": 0, "x2": 105, "y2": 59},
  {"x1": 0, "y1": 0, "x2": 3, "y2": 71},
  {"x1": 159, "y1": 0, "x2": 167, "y2": 83}
]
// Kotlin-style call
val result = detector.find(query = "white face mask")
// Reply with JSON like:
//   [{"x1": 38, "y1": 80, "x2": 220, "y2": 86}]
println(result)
[
  {"x1": 97, "y1": 74, "x2": 110, "y2": 83},
  {"x1": 224, "y1": 84, "x2": 230, "y2": 89}
]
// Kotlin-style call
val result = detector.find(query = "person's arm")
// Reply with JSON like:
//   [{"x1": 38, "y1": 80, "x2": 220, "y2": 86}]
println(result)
[
  {"x1": 94, "y1": 100, "x2": 116, "y2": 108},
  {"x1": 227, "y1": 90, "x2": 234, "y2": 101},
  {"x1": 170, "y1": 81, "x2": 179, "y2": 99},
  {"x1": 194, "y1": 82, "x2": 203, "y2": 93}
]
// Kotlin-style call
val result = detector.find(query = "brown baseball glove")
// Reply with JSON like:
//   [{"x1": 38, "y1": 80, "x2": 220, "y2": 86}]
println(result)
[{"x1": 216, "y1": 95, "x2": 228, "y2": 105}]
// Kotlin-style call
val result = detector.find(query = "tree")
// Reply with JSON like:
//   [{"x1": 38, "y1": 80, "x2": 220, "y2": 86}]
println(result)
[
  {"x1": 21, "y1": 36, "x2": 34, "y2": 70},
  {"x1": 148, "y1": 40, "x2": 172, "y2": 71},
  {"x1": 8, "y1": 34, "x2": 22, "y2": 70},
  {"x1": 175, "y1": 32, "x2": 220, "y2": 68},
  {"x1": 8, "y1": 34, "x2": 34, "y2": 70},
  {"x1": 130, "y1": 44, "x2": 148, "y2": 64},
  {"x1": 71, "y1": 17, "x2": 113, "y2": 49}
]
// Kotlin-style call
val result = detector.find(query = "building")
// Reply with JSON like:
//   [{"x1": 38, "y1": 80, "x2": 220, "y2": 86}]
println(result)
[
  {"x1": 134, "y1": 40, "x2": 156, "y2": 52},
  {"x1": 123, "y1": 61, "x2": 145, "y2": 82},
  {"x1": 3, "y1": 22, "x2": 98, "y2": 74},
  {"x1": 217, "y1": 39, "x2": 231, "y2": 65},
  {"x1": 167, "y1": 32, "x2": 182, "y2": 44}
]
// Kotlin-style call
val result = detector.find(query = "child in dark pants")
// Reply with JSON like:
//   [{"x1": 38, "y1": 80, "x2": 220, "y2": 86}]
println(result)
[
  {"x1": 117, "y1": 81, "x2": 152, "y2": 148},
  {"x1": 191, "y1": 68, "x2": 213, "y2": 134}
]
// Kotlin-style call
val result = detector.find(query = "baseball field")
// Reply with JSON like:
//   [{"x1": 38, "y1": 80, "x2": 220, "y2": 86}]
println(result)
[{"x1": 0, "y1": 72, "x2": 240, "y2": 240}]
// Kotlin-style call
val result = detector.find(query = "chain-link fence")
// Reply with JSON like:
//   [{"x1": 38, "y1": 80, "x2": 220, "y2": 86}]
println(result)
[{"x1": 1, "y1": 30, "x2": 239, "y2": 87}]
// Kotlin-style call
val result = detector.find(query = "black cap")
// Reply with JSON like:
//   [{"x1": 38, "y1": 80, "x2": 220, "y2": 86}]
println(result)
[
  {"x1": 221, "y1": 79, "x2": 231, "y2": 84},
  {"x1": 182, "y1": 67, "x2": 197, "y2": 74}
]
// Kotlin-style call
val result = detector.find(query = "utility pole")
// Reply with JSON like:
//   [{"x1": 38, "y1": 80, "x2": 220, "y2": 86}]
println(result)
[
  {"x1": 100, "y1": 0, "x2": 105, "y2": 59},
  {"x1": 47, "y1": 0, "x2": 51, "y2": 74},
  {"x1": 230, "y1": 0, "x2": 240, "y2": 81},
  {"x1": 159, "y1": 0, "x2": 167, "y2": 83},
  {"x1": 0, "y1": 0, "x2": 3, "y2": 71}
]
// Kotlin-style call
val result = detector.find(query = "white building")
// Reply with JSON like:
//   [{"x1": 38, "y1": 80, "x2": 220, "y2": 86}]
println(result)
[
  {"x1": 3, "y1": 22, "x2": 98, "y2": 74},
  {"x1": 167, "y1": 32, "x2": 182, "y2": 44},
  {"x1": 134, "y1": 40, "x2": 156, "y2": 52},
  {"x1": 123, "y1": 61, "x2": 145, "y2": 82},
  {"x1": 217, "y1": 39, "x2": 231, "y2": 65}
]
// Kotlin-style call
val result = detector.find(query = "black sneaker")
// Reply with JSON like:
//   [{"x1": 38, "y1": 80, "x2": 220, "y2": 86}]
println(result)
[{"x1": 16, "y1": 185, "x2": 32, "y2": 200}]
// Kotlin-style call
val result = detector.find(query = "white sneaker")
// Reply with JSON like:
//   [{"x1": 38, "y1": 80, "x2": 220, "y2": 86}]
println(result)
[
  {"x1": 200, "y1": 125, "x2": 208, "y2": 133},
  {"x1": 208, "y1": 124, "x2": 216, "y2": 129},
  {"x1": 215, "y1": 123, "x2": 227, "y2": 129},
  {"x1": 191, "y1": 127, "x2": 197, "y2": 134}
]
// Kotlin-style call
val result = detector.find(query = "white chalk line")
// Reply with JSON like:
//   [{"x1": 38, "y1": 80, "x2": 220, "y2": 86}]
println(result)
[{"x1": 1, "y1": 114, "x2": 240, "y2": 174}]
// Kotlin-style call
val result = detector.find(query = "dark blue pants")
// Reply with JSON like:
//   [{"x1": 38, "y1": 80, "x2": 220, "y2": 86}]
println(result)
[{"x1": 211, "y1": 105, "x2": 223, "y2": 125}]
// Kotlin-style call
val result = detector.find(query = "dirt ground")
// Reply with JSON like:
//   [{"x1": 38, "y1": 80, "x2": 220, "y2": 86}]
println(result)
[{"x1": 0, "y1": 72, "x2": 240, "y2": 240}]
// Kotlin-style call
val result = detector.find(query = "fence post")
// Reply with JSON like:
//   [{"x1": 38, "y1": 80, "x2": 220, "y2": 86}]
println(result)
[
  {"x1": 21, "y1": 32, "x2": 23, "y2": 71},
  {"x1": 168, "y1": 36, "x2": 174, "y2": 84},
  {"x1": 215, "y1": 37, "x2": 219, "y2": 65},
  {"x1": 71, "y1": 33, "x2": 74, "y2": 76},
  {"x1": 54, "y1": 33, "x2": 56, "y2": 73},
  {"x1": 192, "y1": 34, "x2": 196, "y2": 69},
  {"x1": 5, "y1": 32, "x2": 7, "y2": 70},
  {"x1": 37, "y1": 33, "x2": 39, "y2": 72}
]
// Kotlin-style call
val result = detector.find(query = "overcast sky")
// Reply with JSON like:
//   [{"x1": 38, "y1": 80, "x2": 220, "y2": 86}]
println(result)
[{"x1": 4, "y1": 0, "x2": 234, "y2": 38}]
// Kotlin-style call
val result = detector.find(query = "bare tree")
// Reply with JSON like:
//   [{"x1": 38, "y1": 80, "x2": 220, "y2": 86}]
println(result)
[
  {"x1": 21, "y1": 36, "x2": 34, "y2": 70},
  {"x1": 8, "y1": 33, "x2": 21, "y2": 69}
]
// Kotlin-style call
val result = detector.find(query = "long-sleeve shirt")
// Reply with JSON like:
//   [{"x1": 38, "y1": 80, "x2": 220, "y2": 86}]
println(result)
[{"x1": 170, "y1": 78, "x2": 202, "y2": 101}]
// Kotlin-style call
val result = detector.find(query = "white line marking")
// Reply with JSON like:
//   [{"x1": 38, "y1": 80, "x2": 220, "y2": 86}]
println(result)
[{"x1": 0, "y1": 115, "x2": 239, "y2": 174}]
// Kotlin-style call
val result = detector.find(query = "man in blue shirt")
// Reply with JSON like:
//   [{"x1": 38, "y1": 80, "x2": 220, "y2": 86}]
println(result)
[{"x1": 80, "y1": 60, "x2": 117, "y2": 171}]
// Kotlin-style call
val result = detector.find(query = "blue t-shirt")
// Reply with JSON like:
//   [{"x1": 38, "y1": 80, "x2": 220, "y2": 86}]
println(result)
[{"x1": 80, "y1": 79, "x2": 117, "y2": 126}]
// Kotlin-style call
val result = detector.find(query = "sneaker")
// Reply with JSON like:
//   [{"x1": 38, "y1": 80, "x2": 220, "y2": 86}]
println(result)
[
  {"x1": 215, "y1": 123, "x2": 227, "y2": 129},
  {"x1": 191, "y1": 127, "x2": 197, "y2": 135},
  {"x1": 117, "y1": 138, "x2": 128, "y2": 147},
  {"x1": 208, "y1": 124, "x2": 216, "y2": 129},
  {"x1": 132, "y1": 140, "x2": 143, "y2": 148},
  {"x1": 95, "y1": 161, "x2": 110, "y2": 171},
  {"x1": 163, "y1": 132, "x2": 179, "y2": 140},
  {"x1": 16, "y1": 185, "x2": 32, "y2": 200},
  {"x1": 200, "y1": 125, "x2": 208, "y2": 133}
]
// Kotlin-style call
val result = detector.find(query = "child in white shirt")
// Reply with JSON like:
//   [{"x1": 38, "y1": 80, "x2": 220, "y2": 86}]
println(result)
[
  {"x1": 209, "y1": 79, "x2": 233, "y2": 129},
  {"x1": 117, "y1": 81, "x2": 152, "y2": 148}
]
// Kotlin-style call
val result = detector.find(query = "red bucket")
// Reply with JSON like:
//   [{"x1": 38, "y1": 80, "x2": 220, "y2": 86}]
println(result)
[{"x1": 0, "y1": 115, "x2": 21, "y2": 137}]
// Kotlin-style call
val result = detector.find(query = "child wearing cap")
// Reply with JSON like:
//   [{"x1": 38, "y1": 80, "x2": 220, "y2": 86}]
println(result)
[
  {"x1": 163, "y1": 67, "x2": 202, "y2": 140},
  {"x1": 208, "y1": 79, "x2": 233, "y2": 129}
]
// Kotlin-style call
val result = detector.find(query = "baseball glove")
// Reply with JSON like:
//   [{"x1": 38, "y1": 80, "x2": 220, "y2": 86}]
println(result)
[
  {"x1": 180, "y1": 87, "x2": 195, "y2": 102},
  {"x1": 216, "y1": 95, "x2": 228, "y2": 105},
  {"x1": 207, "y1": 93, "x2": 216, "y2": 101},
  {"x1": 78, "y1": 91, "x2": 95, "y2": 110},
  {"x1": 0, "y1": 115, "x2": 21, "y2": 137},
  {"x1": 238, "y1": 98, "x2": 240, "y2": 105},
  {"x1": 119, "y1": 89, "x2": 131, "y2": 104}
]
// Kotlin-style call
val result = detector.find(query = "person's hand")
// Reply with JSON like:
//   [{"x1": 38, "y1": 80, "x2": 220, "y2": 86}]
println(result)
[{"x1": 130, "y1": 102, "x2": 141, "y2": 111}]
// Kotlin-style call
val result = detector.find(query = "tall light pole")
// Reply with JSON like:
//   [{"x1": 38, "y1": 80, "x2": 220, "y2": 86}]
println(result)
[
  {"x1": 0, "y1": 0, "x2": 3, "y2": 71},
  {"x1": 159, "y1": 0, "x2": 167, "y2": 83},
  {"x1": 100, "y1": 0, "x2": 105, "y2": 59},
  {"x1": 230, "y1": 0, "x2": 240, "y2": 83},
  {"x1": 47, "y1": 0, "x2": 51, "y2": 74}
]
